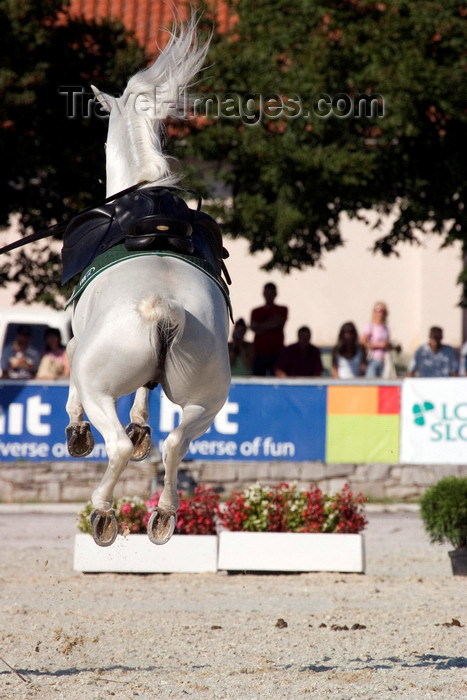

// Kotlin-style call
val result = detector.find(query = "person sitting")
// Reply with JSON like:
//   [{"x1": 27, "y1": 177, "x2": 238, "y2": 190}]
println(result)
[
  {"x1": 407, "y1": 326, "x2": 458, "y2": 377},
  {"x1": 275, "y1": 326, "x2": 323, "y2": 378},
  {"x1": 228, "y1": 318, "x2": 254, "y2": 376},
  {"x1": 1, "y1": 325, "x2": 40, "y2": 380},
  {"x1": 460, "y1": 340, "x2": 467, "y2": 376},
  {"x1": 332, "y1": 322, "x2": 367, "y2": 378},
  {"x1": 36, "y1": 328, "x2": 70, "y2": 380}
]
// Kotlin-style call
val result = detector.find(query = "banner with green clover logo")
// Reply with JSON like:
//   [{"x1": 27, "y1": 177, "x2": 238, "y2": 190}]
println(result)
[{"x1": 401, "y1": 379, "x2": 467, "y2": 463}]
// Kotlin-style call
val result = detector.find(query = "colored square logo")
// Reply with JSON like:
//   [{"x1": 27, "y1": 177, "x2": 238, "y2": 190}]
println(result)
[
  {"x1": 327, "y1": 386, "x2": 379, "y2": 415},
  {"x1": 378, "y1": 386, "x2": 400, "y2": 414},
  {"x1": 326, "y1": 414, "x2": 400, "y2": 463}
]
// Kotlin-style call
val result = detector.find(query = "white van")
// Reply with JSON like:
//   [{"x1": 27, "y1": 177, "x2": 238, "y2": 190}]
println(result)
[{"x1": 0, "y1": 308, "x2": 72, "y2": 378}]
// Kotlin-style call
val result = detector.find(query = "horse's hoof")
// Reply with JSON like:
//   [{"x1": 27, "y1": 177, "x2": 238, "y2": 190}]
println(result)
[
  {"x1": 90, "y1": 509, "x2": 118, "y2": 547},
  {"x1": 147, "y1": 509, "x2": 176, "y2": 545},
  {"x1": 66, "y1": 422, "x2": 94, "y2": 458},
  {"x1": 125, "y1": 423, "x2": 152, "y2": 461}
]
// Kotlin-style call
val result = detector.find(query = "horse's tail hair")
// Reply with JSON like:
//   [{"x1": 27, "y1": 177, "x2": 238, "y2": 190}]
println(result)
[
  {"x1": 138, "y1": 295, "x2": 185, "y2": 335},
  {"x1": 138, "y1": 295, "x2": 185, "y2": 369}
]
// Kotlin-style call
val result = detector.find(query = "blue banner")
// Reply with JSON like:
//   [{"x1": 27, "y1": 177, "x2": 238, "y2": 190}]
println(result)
[{"x1": 0, "y1": 381, "x2": 327, "y2": 462}]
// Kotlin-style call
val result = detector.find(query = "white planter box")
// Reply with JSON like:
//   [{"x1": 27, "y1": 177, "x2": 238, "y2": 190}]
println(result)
[
  {"x1": 73, "y1": 534, "x2": 218, "y2": 573},
  {"x1": 217, "y1": 532, "x2": 365, "y2": 573}
]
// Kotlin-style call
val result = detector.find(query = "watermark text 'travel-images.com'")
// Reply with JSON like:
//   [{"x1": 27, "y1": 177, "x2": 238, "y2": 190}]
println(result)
[{"x1": 59, "y1": 86, "x2": 385, "y2": 124}]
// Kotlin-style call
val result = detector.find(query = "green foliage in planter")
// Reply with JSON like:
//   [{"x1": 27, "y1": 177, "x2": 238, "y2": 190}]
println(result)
[{"x1": 420, "y1": 477, "x2": 467, "y2": 550}]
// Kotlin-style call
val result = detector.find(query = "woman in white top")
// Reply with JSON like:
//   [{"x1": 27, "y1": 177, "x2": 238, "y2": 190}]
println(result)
[{"x1": 332, "y1": 322, "x2": 367, "y2": 379}]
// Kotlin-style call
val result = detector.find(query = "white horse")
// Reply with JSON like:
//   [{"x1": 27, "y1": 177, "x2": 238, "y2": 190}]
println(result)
[{"x1": 64, "y1": 20, "x2": 231, "y2": 547}]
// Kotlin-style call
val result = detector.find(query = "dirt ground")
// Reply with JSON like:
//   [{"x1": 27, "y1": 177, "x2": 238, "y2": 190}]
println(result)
[{"x1": 0, "y1": 505, "x2": 466, "y2": 700}]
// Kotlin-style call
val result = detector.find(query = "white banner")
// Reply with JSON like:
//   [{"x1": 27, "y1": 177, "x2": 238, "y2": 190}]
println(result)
[{"x1": 400, "y1": 378, "x2": 467, "y2": 464}]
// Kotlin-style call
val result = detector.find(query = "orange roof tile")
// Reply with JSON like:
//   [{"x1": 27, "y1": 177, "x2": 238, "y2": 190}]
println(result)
[{"x1": 69, "y1": 0, "x2": 232, "y2": 56}]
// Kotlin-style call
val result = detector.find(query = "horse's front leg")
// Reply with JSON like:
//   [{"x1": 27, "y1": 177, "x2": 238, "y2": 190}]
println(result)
[
  {"x1": 125, "y1": 386, "x2": 152, "y2": 461},
  {"x1": 65, "y1": 337, "x2": 94, "y2": 457}
]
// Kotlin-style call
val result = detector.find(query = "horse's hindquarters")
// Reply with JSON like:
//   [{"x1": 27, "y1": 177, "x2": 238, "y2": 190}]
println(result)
[
  {"x1": 71, "y1": 255, "x2": 230, "y2": 397},
  {"x1": 72, "y1": 255, "x2": 229, "y2": 339}
]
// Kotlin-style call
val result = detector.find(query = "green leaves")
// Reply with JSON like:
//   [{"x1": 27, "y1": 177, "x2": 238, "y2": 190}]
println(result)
[
  {"x1": 184, "y1": 0, "x2": 467, "y2": 277},
  {"x1": 0, "y1": 0, "x2": 146, "y2": 305},
  {"x1": 420, "y1": 477, "x2": 467, "y2": 549}
]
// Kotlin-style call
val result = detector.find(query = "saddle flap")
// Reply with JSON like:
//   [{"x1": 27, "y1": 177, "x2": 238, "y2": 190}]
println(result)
[{"x1": 62, "y1": 204, "x2": 117, "y2": 283}]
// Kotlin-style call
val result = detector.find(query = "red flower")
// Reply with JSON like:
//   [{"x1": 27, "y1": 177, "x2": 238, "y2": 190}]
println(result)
[
  {"x1": 329, "y1": 484, "x2": 367, "y2": 534},
  {"x1": 173, "y1": 486, "x2": 220, "y2": 535}
]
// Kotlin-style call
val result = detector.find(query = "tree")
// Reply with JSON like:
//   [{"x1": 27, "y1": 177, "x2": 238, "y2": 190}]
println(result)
[
  {"x1": 0, "y1": 0, "x2": 146, "y2": 305},
  {"x1": 182, "y1": 0, "x2": 467, "y2": 281}
]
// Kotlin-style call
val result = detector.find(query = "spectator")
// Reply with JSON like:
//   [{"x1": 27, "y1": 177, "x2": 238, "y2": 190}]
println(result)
[
  {"x1": 332, "y1": 322, "x2": 367, "y2": 378},
  {"x1": 250, "y1": 282, "x2": 288, "y2": 376},
  {"x1": 1, "y1": 325, "x2": 40, "y2": 380},
  {"x1": 361, "y1": 301, "x2": 392, "y2": 378},
  {"x1": 36, "y1": 328, "x2": 70, "y2": 380},
  {"x1": 228, "y1": 318, "x2": 253, "y2": 376},
  {"x1": 460, "y1": 341, "x2": 467, "y2": 376},
  {"x1": 275, "y1": 326, "x2": 323, "y2": 377},
  {"x1": 407, "y1": 326, "x2": 458, "y2": 377}
]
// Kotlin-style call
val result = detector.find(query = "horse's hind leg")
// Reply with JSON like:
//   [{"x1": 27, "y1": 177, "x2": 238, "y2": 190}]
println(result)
[
  {"x1": 65, "y1": 338, "x2": 94, "y2": 457},
  {"x1": 125, "y1": 386, "x2": 152, "y2": 461},
  {"x1": 148, "y1": 404, "x2": 216, "y2": 545},
  {"x1": 81, "y1": 393, "x2": 134, "y2": 547}
]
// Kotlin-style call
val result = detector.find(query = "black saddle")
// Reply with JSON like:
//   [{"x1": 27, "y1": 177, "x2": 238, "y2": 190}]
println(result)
[{"x1": 61, "y1": 186, "x2": 230, "y2": 285}]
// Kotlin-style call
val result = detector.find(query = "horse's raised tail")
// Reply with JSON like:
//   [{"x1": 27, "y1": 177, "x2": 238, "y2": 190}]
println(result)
[{"x1": 138, "y1": 295, "x2": 185, "y2": 370}]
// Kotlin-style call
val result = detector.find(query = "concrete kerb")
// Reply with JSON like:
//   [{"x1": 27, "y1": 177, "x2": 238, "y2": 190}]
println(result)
[
  {"x1": 0, "y1": 502, "x2": 420, "y2": 514},
  {"x1": 0, "y1": 502, "x2": 84, "y2": 514}
]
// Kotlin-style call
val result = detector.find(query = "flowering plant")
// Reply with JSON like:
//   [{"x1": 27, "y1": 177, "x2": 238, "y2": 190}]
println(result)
[
  {"x1": 77, "y1": 483, "x2": 367, "y2": 536},
  {"x1": 77, "y1": 485, "x2": 219, "y2": 536},
  {"x1": 219, "y1": 483, "x2": 367, "y2": 534}
]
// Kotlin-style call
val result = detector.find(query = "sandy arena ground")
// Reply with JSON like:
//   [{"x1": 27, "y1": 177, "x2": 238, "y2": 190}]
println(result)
[{"x1": 0, "y1": 505, "x2": 466, "y2": 700}]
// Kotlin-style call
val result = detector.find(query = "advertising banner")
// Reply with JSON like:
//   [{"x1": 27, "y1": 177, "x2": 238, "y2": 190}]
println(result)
[
  {"x1": 400, "y1": 378, "x2": 467, "y2": 464},
  {"x1": 0, "y1": 382, "x2": 127, "y2": 461},
  {"x1": 160, "y1": 382, "x2": 328, "y2": 461},
  {"x1": 0, "y1": 381, "x2": 328, "y2": 462}
]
